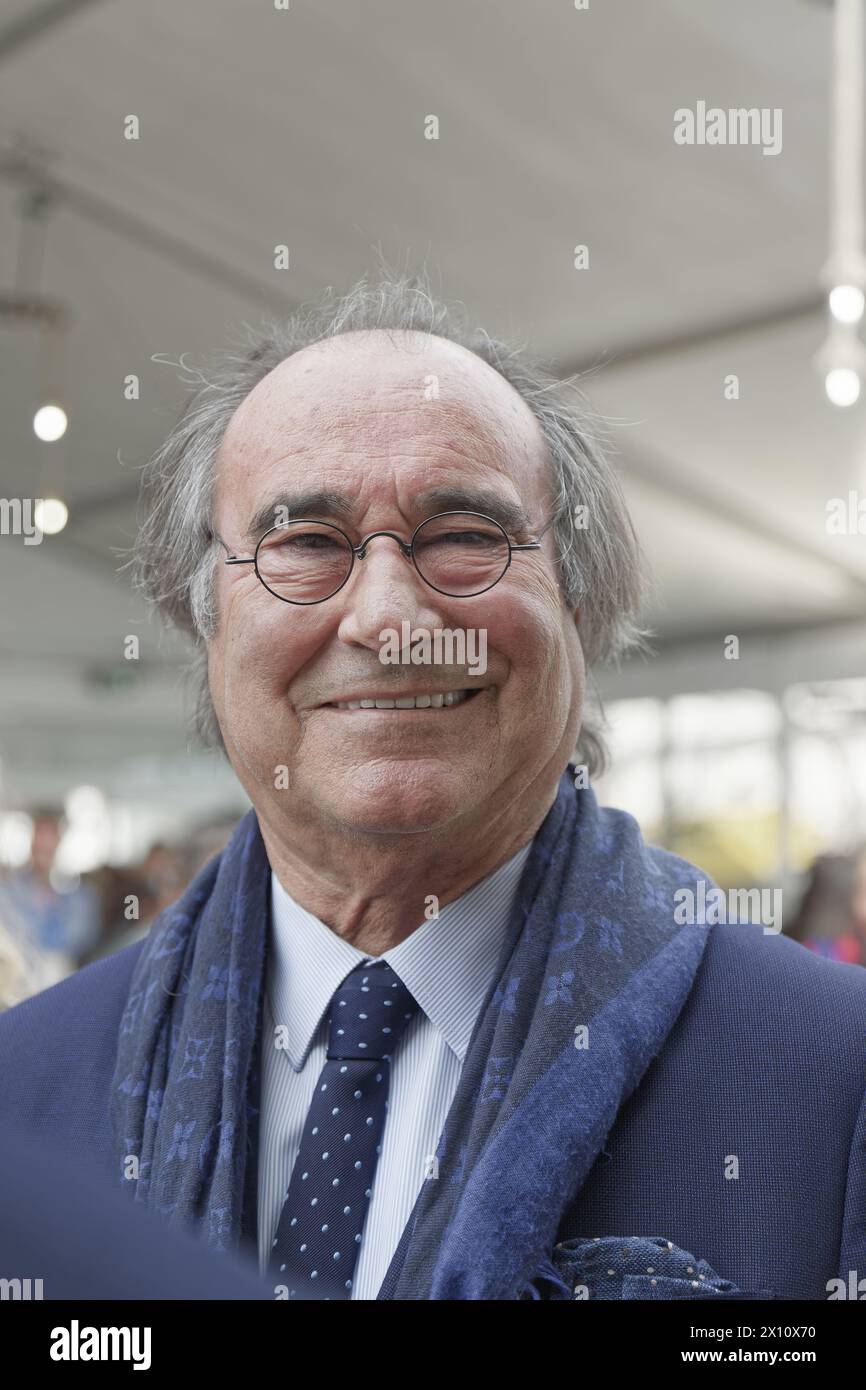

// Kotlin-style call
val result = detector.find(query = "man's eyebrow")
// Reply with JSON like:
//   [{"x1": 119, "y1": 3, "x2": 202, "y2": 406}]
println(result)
[
  {"x1": 243, "y1": 485, "x2": 535, "y2": 544},
  {"x1": 413, "y1": 487, "x2": 533, "y2": 535},
  {"x1": 243, "y1": 490, "x2": 356, "y2": 543}
]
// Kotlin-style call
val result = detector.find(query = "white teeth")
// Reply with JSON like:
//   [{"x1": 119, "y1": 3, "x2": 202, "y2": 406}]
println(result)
[{"x1": 331, "y1": 690, "x2": 477, "y2": 710}]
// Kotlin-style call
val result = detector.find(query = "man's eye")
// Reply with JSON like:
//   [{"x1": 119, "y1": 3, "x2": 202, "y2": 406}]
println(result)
[
  {"x1": 276, "y1": 533, "x2": 341, "y2": 550},
  {"x1": 440, "y1": 531, "x2": 492, "y2": 545}
]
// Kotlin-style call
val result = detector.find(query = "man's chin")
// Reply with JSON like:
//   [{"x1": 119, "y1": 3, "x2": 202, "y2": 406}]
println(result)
[{"x1": 302, "y1": 764, "x2": 476, "y2": 836}]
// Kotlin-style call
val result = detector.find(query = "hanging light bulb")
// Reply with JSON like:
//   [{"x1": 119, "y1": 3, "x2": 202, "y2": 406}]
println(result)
[
  {"x1": 825, "y1": 365, "x2": 861, "y2": 405},
  {"x1": 829, "y1": 283, "x2": 866, "y2": 323},
  {"x1": 33, "y1": 497, "x2": 68, "y2": 534},
  {"x1": 33, "y1": 402, "x2": 67, "y2": 441},
  {"x1": 815, "y1": 322, "x2": 866, "y2": 406}
]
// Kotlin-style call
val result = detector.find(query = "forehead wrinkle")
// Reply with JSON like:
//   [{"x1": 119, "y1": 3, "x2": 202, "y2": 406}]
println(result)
[{"x1": 318, "y1": 408, "x2": 533, "y2": 492}]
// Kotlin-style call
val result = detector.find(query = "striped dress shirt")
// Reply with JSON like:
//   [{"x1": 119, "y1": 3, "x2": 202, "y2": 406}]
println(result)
[{"x1": 257, "y1": 838, "x2": 534, "y2": 1298}]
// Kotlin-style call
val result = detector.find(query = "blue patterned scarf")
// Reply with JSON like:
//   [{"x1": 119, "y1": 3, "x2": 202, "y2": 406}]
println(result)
[{"x1": 111, "y1": 768, "x2": 717, "y2": 1298}]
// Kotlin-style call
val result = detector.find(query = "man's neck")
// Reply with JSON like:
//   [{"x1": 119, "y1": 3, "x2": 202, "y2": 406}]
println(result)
[{"x1": 255, "y1": 784, "x2": 559, "y2": 956}]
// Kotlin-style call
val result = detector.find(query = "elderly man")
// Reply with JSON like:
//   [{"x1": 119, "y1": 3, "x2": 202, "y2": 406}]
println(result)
[{"x1": 1, "y1": 273, "x2": 865, "y2": 1302}]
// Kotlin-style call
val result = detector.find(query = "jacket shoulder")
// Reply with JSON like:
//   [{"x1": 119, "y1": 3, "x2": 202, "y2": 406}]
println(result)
[
  {"x1": 643, "y1": 837, "x2": 866, "y2": 1066},
  {"x1": 0, "y1": 939, "x2": 146, "y2": 1156},
  {"x1": 699, "y1": 922, "x2": 866, "y2": 1037},
  {"x1": 0, "y1": 937, "x2": 144, "y2": 1049},
  {"x1": 674, "y1": 922, "x2": 866, "y2": 1115}
]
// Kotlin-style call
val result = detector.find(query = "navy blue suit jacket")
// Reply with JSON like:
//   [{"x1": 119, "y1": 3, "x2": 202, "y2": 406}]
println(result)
[{"x1": 1, "y1": 922, "x2": 864, "y2": 1300}]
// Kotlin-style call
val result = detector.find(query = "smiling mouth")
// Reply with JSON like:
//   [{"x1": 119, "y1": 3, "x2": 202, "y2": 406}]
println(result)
[{"x1": 326, "y1": 689, "x2": 485, "y2": 711}]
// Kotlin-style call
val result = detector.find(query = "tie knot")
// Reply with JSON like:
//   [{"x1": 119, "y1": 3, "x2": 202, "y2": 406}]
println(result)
[{"x1": 326, "y1": 959, "x2": 420, "y2": 1061}]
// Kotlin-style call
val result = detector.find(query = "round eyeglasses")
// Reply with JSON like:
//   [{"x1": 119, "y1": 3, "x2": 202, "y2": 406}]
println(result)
[{"x1": 221, "y1": 510, "x2": 554, "y2": 605}]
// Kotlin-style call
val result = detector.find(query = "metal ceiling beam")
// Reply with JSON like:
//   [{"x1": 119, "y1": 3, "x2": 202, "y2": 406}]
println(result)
[
  {"x1": 562, "y1": 293, "x2": 826, "y2": 379},
  {"x1": 617, "y1": 441, "x2": 866, "y2": 600},
  {"x1": 0, "y1": 0, "x2": 104, "y2": 64},
  {"x1": 0, "y1": 148, "x2": 299, "y2": 312}
]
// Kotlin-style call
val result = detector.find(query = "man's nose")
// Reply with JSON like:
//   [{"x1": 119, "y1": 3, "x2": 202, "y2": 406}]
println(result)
[{"x1": 335, "y1": 534, "x2": 447, "y2": 644}]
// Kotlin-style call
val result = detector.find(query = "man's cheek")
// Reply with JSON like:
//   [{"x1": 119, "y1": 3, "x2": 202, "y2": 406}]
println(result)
[
  {"x1": 225, "y1": 657, "x2": 279, "y2": 715},
  {"x1": 225, "y1": 609, "x2": 283, "y2": 682}
]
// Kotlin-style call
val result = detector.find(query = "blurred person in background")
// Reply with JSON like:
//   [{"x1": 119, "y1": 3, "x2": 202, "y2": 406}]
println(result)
[
  {"x1": 183, "y1": 816, "x2": 244, "y2": 880},
  {"x1": 0, "y1": 920, "x2": 42, "y2": 1011},
  {"x1": 0, "y1": 808, "x2": 101, "y2": 991},
  {"x1": 82, "y1": 840, "x2": 190, "y2": 965},
  {"x1": 787, "y1": 845, "x2": 866, "y2": 966},
  {"x1": 139, "y1": 840, "x2": 190, "y2": 923},
  {"x1": 82, "y1": 829, "x2": 240, "y2": 966}
]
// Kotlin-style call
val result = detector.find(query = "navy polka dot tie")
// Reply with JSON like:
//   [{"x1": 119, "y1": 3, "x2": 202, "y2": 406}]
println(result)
[{"x1": 268, "y1": 959, "x2": 421, "y2": 1299}]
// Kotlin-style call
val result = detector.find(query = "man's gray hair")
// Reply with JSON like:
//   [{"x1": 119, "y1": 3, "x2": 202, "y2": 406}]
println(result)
[{"x1": 131, "y1": 269, "x2": 650, "y2": 777}]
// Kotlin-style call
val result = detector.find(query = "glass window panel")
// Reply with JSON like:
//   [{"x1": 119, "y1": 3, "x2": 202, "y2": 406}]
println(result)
[{"x1": 668, "y1": 690, "x2": 781, "y2": 749}]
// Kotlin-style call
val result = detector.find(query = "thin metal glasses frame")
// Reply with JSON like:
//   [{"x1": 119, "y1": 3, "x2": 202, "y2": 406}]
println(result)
[{"x1": 221, "y1": 509, "x2": 555, "y2": 604}]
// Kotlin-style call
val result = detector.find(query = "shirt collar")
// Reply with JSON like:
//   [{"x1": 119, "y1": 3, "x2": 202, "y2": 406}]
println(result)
[{"x1": 267, "y1": 839, "x2": 534, "y2": 1071}]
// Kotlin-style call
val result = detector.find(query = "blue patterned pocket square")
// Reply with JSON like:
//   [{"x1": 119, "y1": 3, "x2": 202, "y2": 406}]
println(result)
[{"x1": 523, "y1": 1235, "x2": 743, "y2": 1300}]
